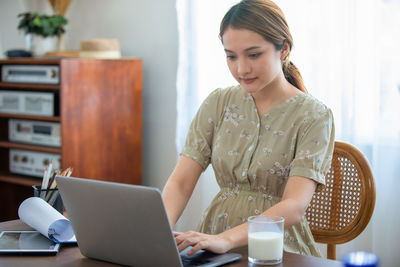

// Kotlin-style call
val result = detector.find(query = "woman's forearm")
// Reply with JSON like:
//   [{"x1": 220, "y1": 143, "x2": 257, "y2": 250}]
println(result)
[
  {"x1": 218, "y1": 198, "x2": 306, "y2": 249},
  {"x1": 218, "y1": 176, "x2": 317, "y2": 250}
]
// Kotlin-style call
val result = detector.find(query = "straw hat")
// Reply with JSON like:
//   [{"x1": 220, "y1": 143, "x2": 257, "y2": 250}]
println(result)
[{"x1": 80, "y1": 39, "x2": 121, "y2": 59}]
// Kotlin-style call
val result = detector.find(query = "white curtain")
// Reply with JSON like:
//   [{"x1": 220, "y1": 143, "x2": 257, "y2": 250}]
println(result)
[{"x1": 175, "y1": 0, "x2": 400, "y2": 265}]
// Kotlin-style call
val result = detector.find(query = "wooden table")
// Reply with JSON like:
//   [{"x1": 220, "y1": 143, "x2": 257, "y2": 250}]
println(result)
[{"x1": 0, "y1": 220, "x2": 342, "y2": 267}]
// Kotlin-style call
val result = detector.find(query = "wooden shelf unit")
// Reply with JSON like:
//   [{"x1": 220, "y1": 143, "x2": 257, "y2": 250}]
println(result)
[{"x1": 0, "y1": 58, "x2": 142, "y2": 221}]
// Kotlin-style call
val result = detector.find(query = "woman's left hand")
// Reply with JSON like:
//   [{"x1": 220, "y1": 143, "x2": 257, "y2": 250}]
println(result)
[{"x1": 174, "y1": 231, "x2": 232, "y2": 256}]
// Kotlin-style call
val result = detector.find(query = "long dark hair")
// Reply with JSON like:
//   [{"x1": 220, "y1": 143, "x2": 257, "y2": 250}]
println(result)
[{"x1": 220, "y1": 0, "x2": 306, "y2": 93}]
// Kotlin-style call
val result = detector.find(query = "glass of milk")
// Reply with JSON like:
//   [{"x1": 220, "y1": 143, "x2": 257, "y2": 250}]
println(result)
[{"x1": 248, "y1": 215, "x2": 284, "y2": 265}]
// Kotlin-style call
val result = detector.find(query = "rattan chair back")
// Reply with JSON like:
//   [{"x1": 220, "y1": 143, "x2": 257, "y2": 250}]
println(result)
[{"x1": 305, "y1": 141, "x2": 376, "y2": 260}]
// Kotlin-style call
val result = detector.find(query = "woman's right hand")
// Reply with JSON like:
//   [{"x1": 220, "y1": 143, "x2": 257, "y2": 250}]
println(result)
[{"x1": 174, "y1": 231, "x2": 233, "y2": 255}]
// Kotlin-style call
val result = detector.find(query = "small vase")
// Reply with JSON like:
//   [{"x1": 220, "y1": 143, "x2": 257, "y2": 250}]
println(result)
[
  {"x1": 30, "y1": 35, "x2": 58, "y2": 57},
  {"x1": 25, "y1": 33, "x2": 32, "y2": 51}
]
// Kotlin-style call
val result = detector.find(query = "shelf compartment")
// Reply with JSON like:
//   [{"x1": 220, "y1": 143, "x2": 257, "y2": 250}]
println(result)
[{"x1": 0, "y1": 141, "x2": 61, "y2": 154}]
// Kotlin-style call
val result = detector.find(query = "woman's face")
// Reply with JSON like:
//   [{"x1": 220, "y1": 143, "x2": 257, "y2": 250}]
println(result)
[{"x1": 222, "y1": 27, "x2": 284, "y2": 95}]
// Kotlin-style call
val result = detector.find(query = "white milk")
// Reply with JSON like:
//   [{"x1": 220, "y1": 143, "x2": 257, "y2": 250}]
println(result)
[{"x1": 248, "y1": 231, "x2": 283, "y2": 261}]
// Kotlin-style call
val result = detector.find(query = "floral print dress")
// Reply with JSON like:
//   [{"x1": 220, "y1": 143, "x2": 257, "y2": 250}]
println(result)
[{"x1": 181, "y1": 85, "x2": 335, "y2": 256}]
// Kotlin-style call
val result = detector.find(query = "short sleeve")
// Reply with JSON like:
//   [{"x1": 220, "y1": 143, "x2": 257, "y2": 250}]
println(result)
[
  {"x1": 180, "y1": 88, "x2": 224, "y2": 170},
  {"x1": 289, "y1": 108, "x2": 335, "y2": 192}
]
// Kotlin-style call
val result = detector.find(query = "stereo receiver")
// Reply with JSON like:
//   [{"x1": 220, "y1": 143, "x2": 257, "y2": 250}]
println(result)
[
  {"x1": 9, "y1": 119, "x2": 61, "y2": 147},
  {"x1": 1, "y1": 65, "x2": 59, "y2": 84},
  {"x1": 0, "y1": 90, "x2": 56, "y2": 116},
  {"x1": 9, "y1": 149, "x2": 61, "y2": 177}
]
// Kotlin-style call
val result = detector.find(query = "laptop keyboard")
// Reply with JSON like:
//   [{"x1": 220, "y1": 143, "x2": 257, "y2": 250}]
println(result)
[
  {"x1": 179, "y1": 246, "x2": 242, "y2": 267},
  {"x1": 180, "y1": 250, "x2": 220, "y2": 267},
  {"x1": 181, "y1": 256, "x2": 212, "y2": 266}
]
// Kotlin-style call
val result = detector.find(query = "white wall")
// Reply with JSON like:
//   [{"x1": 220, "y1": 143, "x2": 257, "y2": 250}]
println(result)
[{"x1": 0, "y1": 0, "x2": 179, "y2": 190}]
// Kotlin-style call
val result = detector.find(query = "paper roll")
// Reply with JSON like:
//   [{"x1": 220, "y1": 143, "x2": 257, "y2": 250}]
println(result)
[{"x1": 18, "y1": 197, "x2": 75, "y2": 242}]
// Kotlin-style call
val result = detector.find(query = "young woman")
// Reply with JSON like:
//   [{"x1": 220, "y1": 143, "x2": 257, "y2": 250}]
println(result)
[{"x1": 162, "y1": 0, "x2": 334, "y2": 257}]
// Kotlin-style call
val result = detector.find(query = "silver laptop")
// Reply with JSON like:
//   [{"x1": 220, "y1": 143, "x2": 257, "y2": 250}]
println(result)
[{"x1": 56, "y1": 176, "x2": 242, "y2": 267}]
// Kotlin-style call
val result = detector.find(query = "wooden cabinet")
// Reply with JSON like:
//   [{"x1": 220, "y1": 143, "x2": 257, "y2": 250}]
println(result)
[{"x1": 0, "y1": 58, "x2": 142, "y2": 221}]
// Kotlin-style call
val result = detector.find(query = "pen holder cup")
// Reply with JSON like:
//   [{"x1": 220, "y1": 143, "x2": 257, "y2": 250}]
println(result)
[{"x1": 32, "y1": 185, "x2": 63, "y2": 214}]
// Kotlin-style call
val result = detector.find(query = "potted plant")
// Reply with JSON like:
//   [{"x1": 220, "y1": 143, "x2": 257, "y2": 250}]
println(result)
[{"x1": 17, "y1": 12, "x2": 68, "y2": 56}]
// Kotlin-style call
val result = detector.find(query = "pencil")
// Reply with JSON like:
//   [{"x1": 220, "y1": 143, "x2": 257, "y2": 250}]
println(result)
[
  {"x1": 48, "y1": 191, "x2": 59, "y2": 206},
  {"x1": 66, "y1": 167, "x2": 73, "y2": 177},
  {"x1": 45, "y1": 171, "x2": 58, "y2": 202},
  {"x1": 47, "y1": 166, "x2": 73, "y2": 206},
  {"x1": 40, "y1": 166, "x2": 49, "y2": 199}
]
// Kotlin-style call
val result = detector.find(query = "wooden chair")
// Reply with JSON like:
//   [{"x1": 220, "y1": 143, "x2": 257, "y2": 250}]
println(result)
[{"x1": 305, "y1": 141, "x2": 376, "y2": 260}]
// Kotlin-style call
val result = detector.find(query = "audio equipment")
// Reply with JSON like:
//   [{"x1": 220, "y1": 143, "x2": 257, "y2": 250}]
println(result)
[
  {"x1": 0, "y1": 90, "x2": 56, "y2": 116},
  {"x1": 2, "y1": 65, "x2": 59, "y2": 84},
  {"x1": 9, "y1": 119, "x2": 61, "y2": 147},
  {"x1": 9, "y1": 149, "x2": 61, "y2": 177}
]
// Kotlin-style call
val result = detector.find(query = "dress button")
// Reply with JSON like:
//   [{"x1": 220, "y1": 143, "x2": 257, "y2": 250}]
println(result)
[
  {"x1": 257, "y1": 123, "x2": 260, "y2": 128},
  {"x1": 248, "y1": 145, "x2": 253, "y2": 151},
  {"x1": 242, "y1": 171, "x2": 246, "y2": 177}
]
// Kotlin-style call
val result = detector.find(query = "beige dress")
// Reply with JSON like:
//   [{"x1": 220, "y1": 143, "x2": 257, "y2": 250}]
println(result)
[{"x1": 181, "y1": 85, "x2": 335, "y2": 256}]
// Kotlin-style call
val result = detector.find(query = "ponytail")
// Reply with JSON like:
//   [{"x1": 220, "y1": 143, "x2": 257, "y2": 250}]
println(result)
[{"x1": 282, "y1": 60, "x2": 307, "y2": 93}]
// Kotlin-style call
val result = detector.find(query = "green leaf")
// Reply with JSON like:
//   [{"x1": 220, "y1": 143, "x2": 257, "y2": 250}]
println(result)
[{"x1": 16, "y1": 12, "x2": 68, "y2": 37}]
